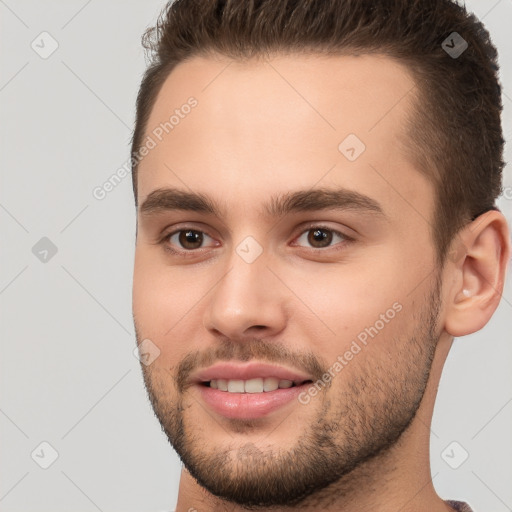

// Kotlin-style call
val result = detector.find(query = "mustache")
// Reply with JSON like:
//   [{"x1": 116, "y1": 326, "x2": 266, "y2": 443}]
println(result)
[{"x1": 175, "y1": 338, "x2": 328, "y2": 393}]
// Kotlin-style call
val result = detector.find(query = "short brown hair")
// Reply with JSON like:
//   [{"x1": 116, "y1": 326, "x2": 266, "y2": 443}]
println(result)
[{"x1": 130, "y1": 0, "x2": 505, "y2": 264}]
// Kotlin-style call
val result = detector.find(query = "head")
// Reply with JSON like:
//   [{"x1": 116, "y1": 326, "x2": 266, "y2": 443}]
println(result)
[{"x1": 131, "y1": 0, "x2": 510, "y2": 508}]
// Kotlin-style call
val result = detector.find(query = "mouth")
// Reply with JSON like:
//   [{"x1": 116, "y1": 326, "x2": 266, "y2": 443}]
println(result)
[
  {"x1": 191, "y1": 362, "x2": 316, "y2": 419},
  {"x1": 191, "y1": 361, "x2": 314, "y2": 419},
  {"x1": 197, "y1": 380, "x2": 314, "y2": 420}
]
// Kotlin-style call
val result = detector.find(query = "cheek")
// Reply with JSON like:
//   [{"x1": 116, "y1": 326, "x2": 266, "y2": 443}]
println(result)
[
  {"x1": 132, "y1": 251, "x2": 209, "y2": 366},
  {"x1": 289, "y1": 259, "x2": 405, "y2": 339},
  {"x1": 286, "y1": 248, "x2": 431, "y2": 372},
  {"x1": 133, "y1": 251, "x2": 159, "y2": 328},
  {"x1": 133, "y1": 249, "x2": 191, "y2": 324},
  {"x1": 133, "y1": 251, "x2": 180, "y2": 349}
]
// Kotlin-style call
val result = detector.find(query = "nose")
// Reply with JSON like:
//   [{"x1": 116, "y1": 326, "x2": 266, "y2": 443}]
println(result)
[{"x1": 202, "y1": 249, "x2": 287, "y2": 341}]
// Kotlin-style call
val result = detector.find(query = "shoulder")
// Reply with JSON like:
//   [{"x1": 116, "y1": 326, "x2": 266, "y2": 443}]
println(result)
[{"x1": 445, "y1": 500, "x2": 476, "y2": 512}]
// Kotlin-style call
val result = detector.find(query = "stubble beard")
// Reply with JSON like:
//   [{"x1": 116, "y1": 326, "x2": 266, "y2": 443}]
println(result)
[{"x1": 137, "y1": 277, "x2": 441, "y2": 509}]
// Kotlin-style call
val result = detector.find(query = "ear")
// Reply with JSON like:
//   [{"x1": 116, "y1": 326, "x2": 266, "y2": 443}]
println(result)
[{"x1": 444, "y1": 209, "x2": 511, "y2": 337}]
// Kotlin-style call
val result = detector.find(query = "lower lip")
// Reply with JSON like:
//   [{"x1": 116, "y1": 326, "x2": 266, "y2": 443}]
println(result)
[{"x1": 196, "y1": 383, "x2": 311, "y2": 419}]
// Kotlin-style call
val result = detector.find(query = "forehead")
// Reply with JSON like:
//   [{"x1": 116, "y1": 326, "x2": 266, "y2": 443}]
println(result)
[{"x1": 137, "y1": 52, "x2": 431, "y2": 222}]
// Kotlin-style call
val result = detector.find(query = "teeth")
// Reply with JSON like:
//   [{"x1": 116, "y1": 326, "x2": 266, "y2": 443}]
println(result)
[
  {"x1": 227, "y1": 379, "x2": 244, "y2": 393},
  {"x1": 245, "y1": 378, "x2": 264, "y2": 393},
  {"x1": 263, "y1": 377, "x2": 279, "y2": 391},
  {"x1": 209, "y1": 377, "x2": 298, "y2": 393}
]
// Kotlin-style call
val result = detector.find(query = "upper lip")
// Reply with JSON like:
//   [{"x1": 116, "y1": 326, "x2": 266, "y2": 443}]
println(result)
[{"x1": 192, "y1": 362, "x2": 314, "y2": 385}]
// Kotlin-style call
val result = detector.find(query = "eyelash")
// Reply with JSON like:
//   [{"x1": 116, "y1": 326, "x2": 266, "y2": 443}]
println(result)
[{"x1": 158, "y1": 224, "x2": 354, "y2": 257}]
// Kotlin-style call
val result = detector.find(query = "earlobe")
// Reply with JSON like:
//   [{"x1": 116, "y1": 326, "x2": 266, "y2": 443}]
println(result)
[{"x1": 444, "y1": 210, "x2": 511, "y2": 338}]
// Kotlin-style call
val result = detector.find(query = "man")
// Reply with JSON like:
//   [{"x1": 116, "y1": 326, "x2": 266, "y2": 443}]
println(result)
[{"x1": 130, "y1": 0, "x2": 510, "y2": 511}]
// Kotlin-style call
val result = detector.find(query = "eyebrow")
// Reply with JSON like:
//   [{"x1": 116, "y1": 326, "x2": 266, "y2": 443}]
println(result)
[{"x1": 139, "y1": 186, "x2": 386, "y2": 220}]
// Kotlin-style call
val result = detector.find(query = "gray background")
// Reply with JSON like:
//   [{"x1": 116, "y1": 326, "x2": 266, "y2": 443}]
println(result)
[{"x1": 0, "y1": 1, "x2": 511, "y2": 511}]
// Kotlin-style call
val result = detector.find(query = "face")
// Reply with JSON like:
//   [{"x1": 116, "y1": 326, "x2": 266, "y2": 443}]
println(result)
[{"x1": 132, "y1": 53, "x2": 443, "y2": 506}]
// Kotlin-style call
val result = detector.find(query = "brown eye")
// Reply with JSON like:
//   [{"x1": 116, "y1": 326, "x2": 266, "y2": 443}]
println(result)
[
  {"x1": 295, "y1": 226, "x2": 347, "y2": 250},
  {"x1": 307, "y1": 228, "x2": 333, "y2": 248},
  {"x1": 167, "y1": 229, "x2": 213, "y2": 251},
  {"x1": 178, "y1": 230, "x2": 203, "y2": 249}
]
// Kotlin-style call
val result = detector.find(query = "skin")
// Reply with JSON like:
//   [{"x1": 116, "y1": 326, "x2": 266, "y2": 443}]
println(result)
[{"x1": 132, "y1": 53, "x2": 510, "y2": 512}]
